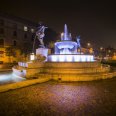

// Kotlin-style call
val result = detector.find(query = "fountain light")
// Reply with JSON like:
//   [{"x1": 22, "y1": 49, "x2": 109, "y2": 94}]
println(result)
[
  {"x1": 47, "y1": 24, "x2": 95, "y2": 62},
  {"x1": 61, "y1": 32, "x2": 64, "y2": 40}
]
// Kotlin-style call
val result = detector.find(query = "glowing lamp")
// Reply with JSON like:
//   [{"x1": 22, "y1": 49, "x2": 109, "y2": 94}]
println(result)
[{"x1": 30, "y1": 53, "x2": 35, "y2": 60}]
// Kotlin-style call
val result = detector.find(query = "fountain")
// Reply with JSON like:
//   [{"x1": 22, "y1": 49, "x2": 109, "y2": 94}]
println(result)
[
  {"x1": 47, "y1": 24, "x2": 94, "y2": 62},
  {"x1": 12, "y1": 24, "x2": 116, "y2": 82},
  {"x1": 55, "y1": 24, "x2": 77, "y2": 54}
]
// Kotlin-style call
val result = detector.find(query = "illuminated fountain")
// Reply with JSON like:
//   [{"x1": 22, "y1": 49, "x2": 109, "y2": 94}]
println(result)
[
  {"x1": 55, "y1": 24, "x2": 77, "y2": 54},
  {"x1": 47, "y1": 24, "x2": 94, "y2": 62},
  {"x1": 12, "y1": 24, "x2": 116, "y2": 82}
]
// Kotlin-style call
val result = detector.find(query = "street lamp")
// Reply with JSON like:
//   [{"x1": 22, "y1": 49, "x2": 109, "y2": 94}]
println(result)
[
  {"x1": 108, "y1": 50, "x2": 111, "y2": 53},
  {"x1": 30, "y1": 53, "x2": 35, "y2": 61},
  {"x1": 87, "y1": 43, "x2": 91, "y2": 47},
  {"x1": 100, "y1": 47, "x2": 103, "y2": 51},
  {"x1": 61, "y1": 32, "x2": 64, "y2": 40},
  {"x1": 100, "y1": 47, "x2": 103, "y2": 61}
]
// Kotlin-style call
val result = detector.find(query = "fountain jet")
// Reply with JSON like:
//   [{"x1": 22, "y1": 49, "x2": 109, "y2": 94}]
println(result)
[{"x1": 63, "y1": 24, "x2": 71, "y2": 41}]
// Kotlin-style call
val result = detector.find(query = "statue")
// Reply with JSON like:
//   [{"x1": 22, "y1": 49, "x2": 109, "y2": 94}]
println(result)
[
  {"x1": 76, "y1": 35, "x2": 81, "y2": 48},
  {"x1": 36, "y1": 23, "x2": 48, "y2": 48}
]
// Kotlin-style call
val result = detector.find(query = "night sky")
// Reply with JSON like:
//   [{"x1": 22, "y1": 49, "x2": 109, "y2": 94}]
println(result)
[{"x1": 0, "y1": 0, "x2": 116, "y2": 49}]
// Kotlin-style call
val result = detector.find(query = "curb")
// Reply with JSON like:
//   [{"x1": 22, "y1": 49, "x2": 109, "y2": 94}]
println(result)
[{"x1": 0, "y1": 77, "x2": 50, "y2": 93}]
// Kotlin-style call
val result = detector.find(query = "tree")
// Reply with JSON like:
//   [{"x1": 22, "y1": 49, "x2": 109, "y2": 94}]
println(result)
[{"x1": 5, "y1": 46, "x2": 16, "y2": 63}]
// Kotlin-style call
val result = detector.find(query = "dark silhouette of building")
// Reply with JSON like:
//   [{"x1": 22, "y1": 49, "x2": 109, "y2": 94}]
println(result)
[{"x1": 0, "y1": 12, "x2": 37, "y2": 63}]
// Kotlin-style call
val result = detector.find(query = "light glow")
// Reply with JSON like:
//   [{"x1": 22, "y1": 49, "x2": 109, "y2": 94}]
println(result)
[
  {"x1": 47, "y1": 54, "x2": 94, "y2": 62},
  {"x1": 30, "y1": 53, "x2": 35, "y2": 60},
  {"x1": 0, "y1": 72, "x2": 25, "y2": 84}
]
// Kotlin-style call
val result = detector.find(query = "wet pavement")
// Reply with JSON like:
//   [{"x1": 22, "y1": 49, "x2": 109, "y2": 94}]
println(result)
[{"x1": 0, "y1": 77, "x2": 116, "y2": 116}]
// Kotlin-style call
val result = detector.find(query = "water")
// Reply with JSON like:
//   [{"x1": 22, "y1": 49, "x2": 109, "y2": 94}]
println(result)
[
  {"x1": 52, "y1": 24, "x2": 95, "y2": 62},
  {"x1": 47, "y1": 54, "x2": 94, "y2": 62},
  {"x1": 0, "y1": 71, "x2": 26, "y2": 85}
]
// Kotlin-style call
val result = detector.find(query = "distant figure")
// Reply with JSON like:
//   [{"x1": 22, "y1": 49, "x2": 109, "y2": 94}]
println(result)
[
  {"x1": 36, "y1": 23, "x2": 48, "y2": 48},
  {"x1": 76, "y1": 35, "x2": 81, "y2": 48}
]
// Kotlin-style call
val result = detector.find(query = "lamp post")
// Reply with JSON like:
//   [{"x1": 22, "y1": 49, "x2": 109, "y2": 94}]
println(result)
[
  {"x1": 61, "y1": 32, "x2": 64, "y2": 40},
  {"x1": 100, "y1": 47, "x2": 103, "y2": 61},
  {"x1": 30, "y1": 53, "x2": 35, "y2": 61},
  {"x1": 30, "y1": 35, "x2": 36, "y2": 61},
  {"x1": 87, "y1": 42, "x2": 91, "y2": 54},
  {"x1": 87, "y1": 43, "x2": 91, "y2": 48},
  {"x1": 100, "y1": 47, "x2": 103, "y2": 51}
]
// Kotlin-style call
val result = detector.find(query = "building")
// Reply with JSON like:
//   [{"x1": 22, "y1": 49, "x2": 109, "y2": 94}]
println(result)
[{"x1": 0, "y1": 12, "x2": 37, "y2": 63}]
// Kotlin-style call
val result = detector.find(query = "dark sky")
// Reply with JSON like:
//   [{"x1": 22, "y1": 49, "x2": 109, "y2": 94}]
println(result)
[{"x1": 0, "y1": 0, "x2": 116, "y2": 49}]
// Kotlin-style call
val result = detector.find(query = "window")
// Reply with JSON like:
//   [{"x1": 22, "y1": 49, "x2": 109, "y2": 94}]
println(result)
[
  {"x1": 0, "y1": 51, "x2": 4, "y2": 58},
  {"x1": 13, "y1": 40, "x2": 17, "y2": 46},
  {"x1": 0, "y1": 28, "x2": 4, "y2": 34},
  {"x1": 13, "y1": 24, "x2": 17, "y2": 29},
  {"x1": 0, "y1": 19, "x2": 4, "y2": 26},
  {"x1": 0, "y1": 39, "x2": 4, "y2": 46},
  {"x1": 24, "y1": 33, "x2": 27, "y2": 38},
  {"x1": 31, "y1": 28, "x2": 34, "y2": 33},
  {"x1": 13, "y1": 31, "x2": 17, "y2": 37},
  {"x1": 24, "y1": 26, "x2": 28, "y2": 31}
]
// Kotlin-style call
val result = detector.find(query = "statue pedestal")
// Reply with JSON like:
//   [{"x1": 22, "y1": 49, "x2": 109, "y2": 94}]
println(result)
[{"x1": 36, "y1": 48, "x2": 48, "y2": 59}]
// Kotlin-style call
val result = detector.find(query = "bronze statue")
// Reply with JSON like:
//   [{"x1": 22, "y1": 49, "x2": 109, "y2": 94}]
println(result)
[{"x1": 36, "y1": 24, "x2": 48, "y2": 48}]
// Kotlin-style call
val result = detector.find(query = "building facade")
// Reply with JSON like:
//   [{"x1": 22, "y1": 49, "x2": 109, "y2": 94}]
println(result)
[{"x1": 0, "y1": 13, "x2": 37, "y2": 63}]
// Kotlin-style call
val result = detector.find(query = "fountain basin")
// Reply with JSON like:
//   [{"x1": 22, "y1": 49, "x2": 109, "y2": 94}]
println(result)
[
  {"x1": 12, "y1": 24, "x2": 116, "y2": 81},
  {"x1": 55, "y1": 41, "x2": 77, "y2": 54},
  {"x1": 55, "y1": 41, "x2": 77, "y2": 49},
  {"x1": 12, "y1": 61, "x2": 116, "y2": 81},
  {"x1": 47, "y1": 54, "x2": 94, "y2": 62}
]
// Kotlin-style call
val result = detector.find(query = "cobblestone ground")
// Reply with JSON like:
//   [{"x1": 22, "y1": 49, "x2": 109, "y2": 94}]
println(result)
[{"x1": 0, "y1": 77, "x2": 116, "y2": 116}]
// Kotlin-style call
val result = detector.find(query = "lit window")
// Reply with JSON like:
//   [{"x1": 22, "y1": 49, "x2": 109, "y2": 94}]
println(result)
[
  {"x1": 0, "y1": 51, "x2": 4, "y2": 58},
  {"x1": 24, "y1": 26, "x2": 28, "y2": 31},
  {"x1": 31, "y1": 28, "x2": 34, "y2": 33}
]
